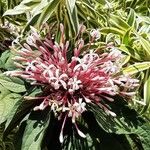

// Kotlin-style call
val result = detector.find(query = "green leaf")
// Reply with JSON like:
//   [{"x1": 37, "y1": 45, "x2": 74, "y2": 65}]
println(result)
[
  {"x1": 3, "y1": 4, "x2": 30, "y2": 16},
  {"x1": 3, "y1": 0, "x2": 41, "y2": 16},
  {"x1": 121, "y1": 55, "x2": 131, "y2": 66},
  {"x1": 0, "y1": 85, "x2": 11, "y2": 123},
  {"x1": 4, "y1": 99, "x2": 34, "y2": 136},
  {"x1": 123, "y1": 62, "x2": 150, "y2": 75},
  {"x1": 0, "y1": 90, "x2": 21, "y2": 124},
  {"x1": 0, "y1": 50, "x2": 16, "y2": 70},
  {"x1": 23, "y1": 13, "x2": 40, "y2": 33},
  {"x1": 141, "y1": 69, "x2": 150, "y2": 114},
  {"x1": 138, "y1": 36, "x2": 150, "y2": 56},
  {"x1": 87, "y1": 102, "x2": 141, "y2": 134},
  {"x1": 4, "y1": 87, "x2": 42, "y2": 135},
  {"x1": 100, "y1": 27, "x2": 124, "y2": 36},
  {"x1": 22, "y1": 0, "x2": 49, "y2": 32},
  {"x1": 66, "y1": 0, "x2": 76, "y2": 13},
  {"x1": 122, "y1": 28, "x2": 132, "y2": 45},
  {"x1": 119, "y1": 45, "x2": 142, "y2": 61},
  {"x1": 0, "y1": 74, "x2": 26, "y2": 93},
  {"x1": 20, "y1": 110, "x2": 50, "y2": 150},
  {"x1": 37, "y1": 0, "x2": 61, "y2": 28},
  {"x1": 125, "y1": 134, "x2": 142, "y2": 150},
  {"x1": 21, "y1": 0, "x2": 41, "y2": 6},
  {"x1": 4, "y1": 54, "x2": 16, "y2": 71},
  {"x1": 0, "y1": 50, "x2": 10, "y2": 69},
  {"x1": 31, "y1": 0, "x2": 48, "y2": 15},
  {"x1": 134, "y1": 123, "x2": 150, "y2": 150},
  {"x1": 66, "y1": 0, "x2": 79, "y2": 35},
  {"x1": 84, "y1": 113, "x2": 137, "y2": 150},
  {"x1": 127, "y1": 8, "x2": 136, "y2": 27},
  {"x1": 110, "y1": 14, "x2": 130, "y2": 31}
]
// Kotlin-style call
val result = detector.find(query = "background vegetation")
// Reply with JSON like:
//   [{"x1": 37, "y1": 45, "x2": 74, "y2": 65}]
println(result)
[{"x1": 0, "y1": 0, "x2": 150, "y2": 149}]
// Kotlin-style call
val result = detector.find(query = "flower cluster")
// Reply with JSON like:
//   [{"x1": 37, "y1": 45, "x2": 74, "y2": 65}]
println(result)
[{"x1": 5, "y1": 24, "x2": 139, "y2": 143}]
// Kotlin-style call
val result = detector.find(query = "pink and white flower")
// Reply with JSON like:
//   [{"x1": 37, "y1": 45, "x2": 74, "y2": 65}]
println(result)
[
  {"x1": 90, "y1": 29, "x2": 101, "y2": 40},
  {"x1": 5, "y1": 24, "x2": 139, "y2": 143}
]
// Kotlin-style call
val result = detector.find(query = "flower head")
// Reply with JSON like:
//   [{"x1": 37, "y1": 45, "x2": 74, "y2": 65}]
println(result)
[{"x1": 5, "y1": 24, "x2": 139, "y2": 143}]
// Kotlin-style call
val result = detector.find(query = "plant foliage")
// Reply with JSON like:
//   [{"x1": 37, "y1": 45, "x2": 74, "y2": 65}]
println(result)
[{"x1": 0, "y1": 0, "x2": 150, "y2": 150}]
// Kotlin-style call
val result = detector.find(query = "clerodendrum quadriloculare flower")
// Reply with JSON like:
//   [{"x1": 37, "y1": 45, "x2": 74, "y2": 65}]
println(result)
[{"x1": 5, "y1": 24, "x2": 139, "y2": 143}]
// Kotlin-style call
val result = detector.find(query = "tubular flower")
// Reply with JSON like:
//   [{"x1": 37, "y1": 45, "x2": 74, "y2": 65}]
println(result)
[{"x1": 5, "y1": 24, "x2": 139, "y2": 143}]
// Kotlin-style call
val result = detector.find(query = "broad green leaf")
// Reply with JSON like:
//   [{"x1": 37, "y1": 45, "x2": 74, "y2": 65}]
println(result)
[
  {"x1": 121, "y1": 55, "x2": 130, "y2": 66},
  {"x1": 37, "y1": 0, "x2": 61, "y2": 28},
  {"x1": 110, "y1": 14, "x2": 130, "y2": 31},
  {"x1": 0, "y1": 84, "x2": 21, "y2": 124},
  {"x1": 3, "y1": 5, "x2": 30, "y2": 16},
  {"x1": 100, "y1": 27, "x2": 124, "y2": 36},
  {"x1": 4, "y1": 99, "x2": 34, "y2": 136},
  {"x1": 21, "y1": 0, "x2": 41, "y2": 6},
  {"x1": 20, "y1": 110, "x2": 50, "y2": 150},
  {"x1": 4, "y1": 53, "x2": 16, "y2": 71},
  {"x1": 119, "y1": 45, "x2": 142, "y2": 61},
  {"x1": 66, "y1": 0, "x2": 76, "y2": 13},
  {"x1": 125, "y1": 134, "x2": 143, "y2": 150},
  {"x1": 138, "y1": 36, "x2": 150, "y2": 56},
  {"x1": 138, "y1": 24, "x2": 150, "y2": 34},
  {"x1": 66, "y1": 0, "x2": 79, "y2": 34},
  {"x1": 0, "y1": 91, "x2": 21, "y2": 124},
  {"x1": 0, "y1": 74, "x2": 26, "y2": 93},
  {"x1": 0, "y1": 85, "x2": 10, "y2": 100},
  {"x1": 141, "y1": 69, "x2": 150, "y2": 114},
  {"x1": 81, "y1": 1, "x2": 98, "y2": 17},
  {"x1": 31, "y1": 0, "x2": 48, "y2": 15},
  {"x1": 87, "y1": 102, "x2": 142, "y2": 134},
  {"x1": 122, "y1": 28, "x2": 132, "y2": 45},
  {"x1": 72, "y1": 123, "x2": 131, "y2": 150},
  {"x1": 123, "y1": 62, "x2": 150, "y2": 75},
  {"x1": 23, "y1": 13, "x2": 40, "y2": 33},
  {"x1": 66, "y1": 1, "x2": 79, "y2": 35},
  {"x1": 134, "y1": 123, "x2": 150, "y2": 150},
  {"x1": 0, "y1": 50, "x2": 16, "y2": 70},
  {"x1": 4, "y1": 87, "x2": 42, "y2": 135},
  {"x1": 0, "y1": 50, "x2": 10, "y2": 69},
  {"x1": 127, "y1": 9, "x2": 136, "y2": 27},
  {"x1": 3, "y1": 0, "x2": 41, "y2": 16},
  {"x1": 83, "y1": 111, "x2": 143, "y2": 150},
  {"x1": 56, "y1": 111, "x2": 125, "y2": 150}
]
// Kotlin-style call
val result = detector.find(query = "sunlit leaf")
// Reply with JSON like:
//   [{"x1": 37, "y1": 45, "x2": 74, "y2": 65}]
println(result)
[
  {"x1": 122, "y1": 28, "x2": 132, "y2": 45},
  {"x1": 87, "y1": 102, "x2": 141, "y2": 134},
  {"x1": 138, "y1": 36, "x2": 150, "y2": 56},
  {"x1": 4, "y1": 87, "x2": 42, "y2": 135},
  {"x1": 0, "y1": 89, "x2": 21, "y2": 124},
  {"x1": 20, "y1": 110, "x2": 50, "y2": 150},
  {"x1": 100, "y1": 27, "x2": 124, "y2": 36},
  {"x1": 123, "y1": 62, "x2": 150, "y2": 75},
  {"x1": 127, "y1": 8, "x2": 136, "y2": 27},
  {"x1": 141, "y1": 69, "x2": 150, "y2": 114},
  {"x1": 3, "y1": 4, "x2": 30, "y2": 16},
  {"x1": 0, "y1": 74, "x2": 26, "y2": 93},
  {"x1": 3, "y1": 0, "x2": 41, "y2": 16},
  {"x1": 109, "y1": 14, "x2": 130, "y2": 31},
  {"x1": 66, "y1": 0, "x2": 79, "y2": 35},
  {"x1": 134, "y1": 123, "x2": 150, "y2": 150},
  {"x1": 37, "y1": 0, "x2": 61, "y2": 28}
]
